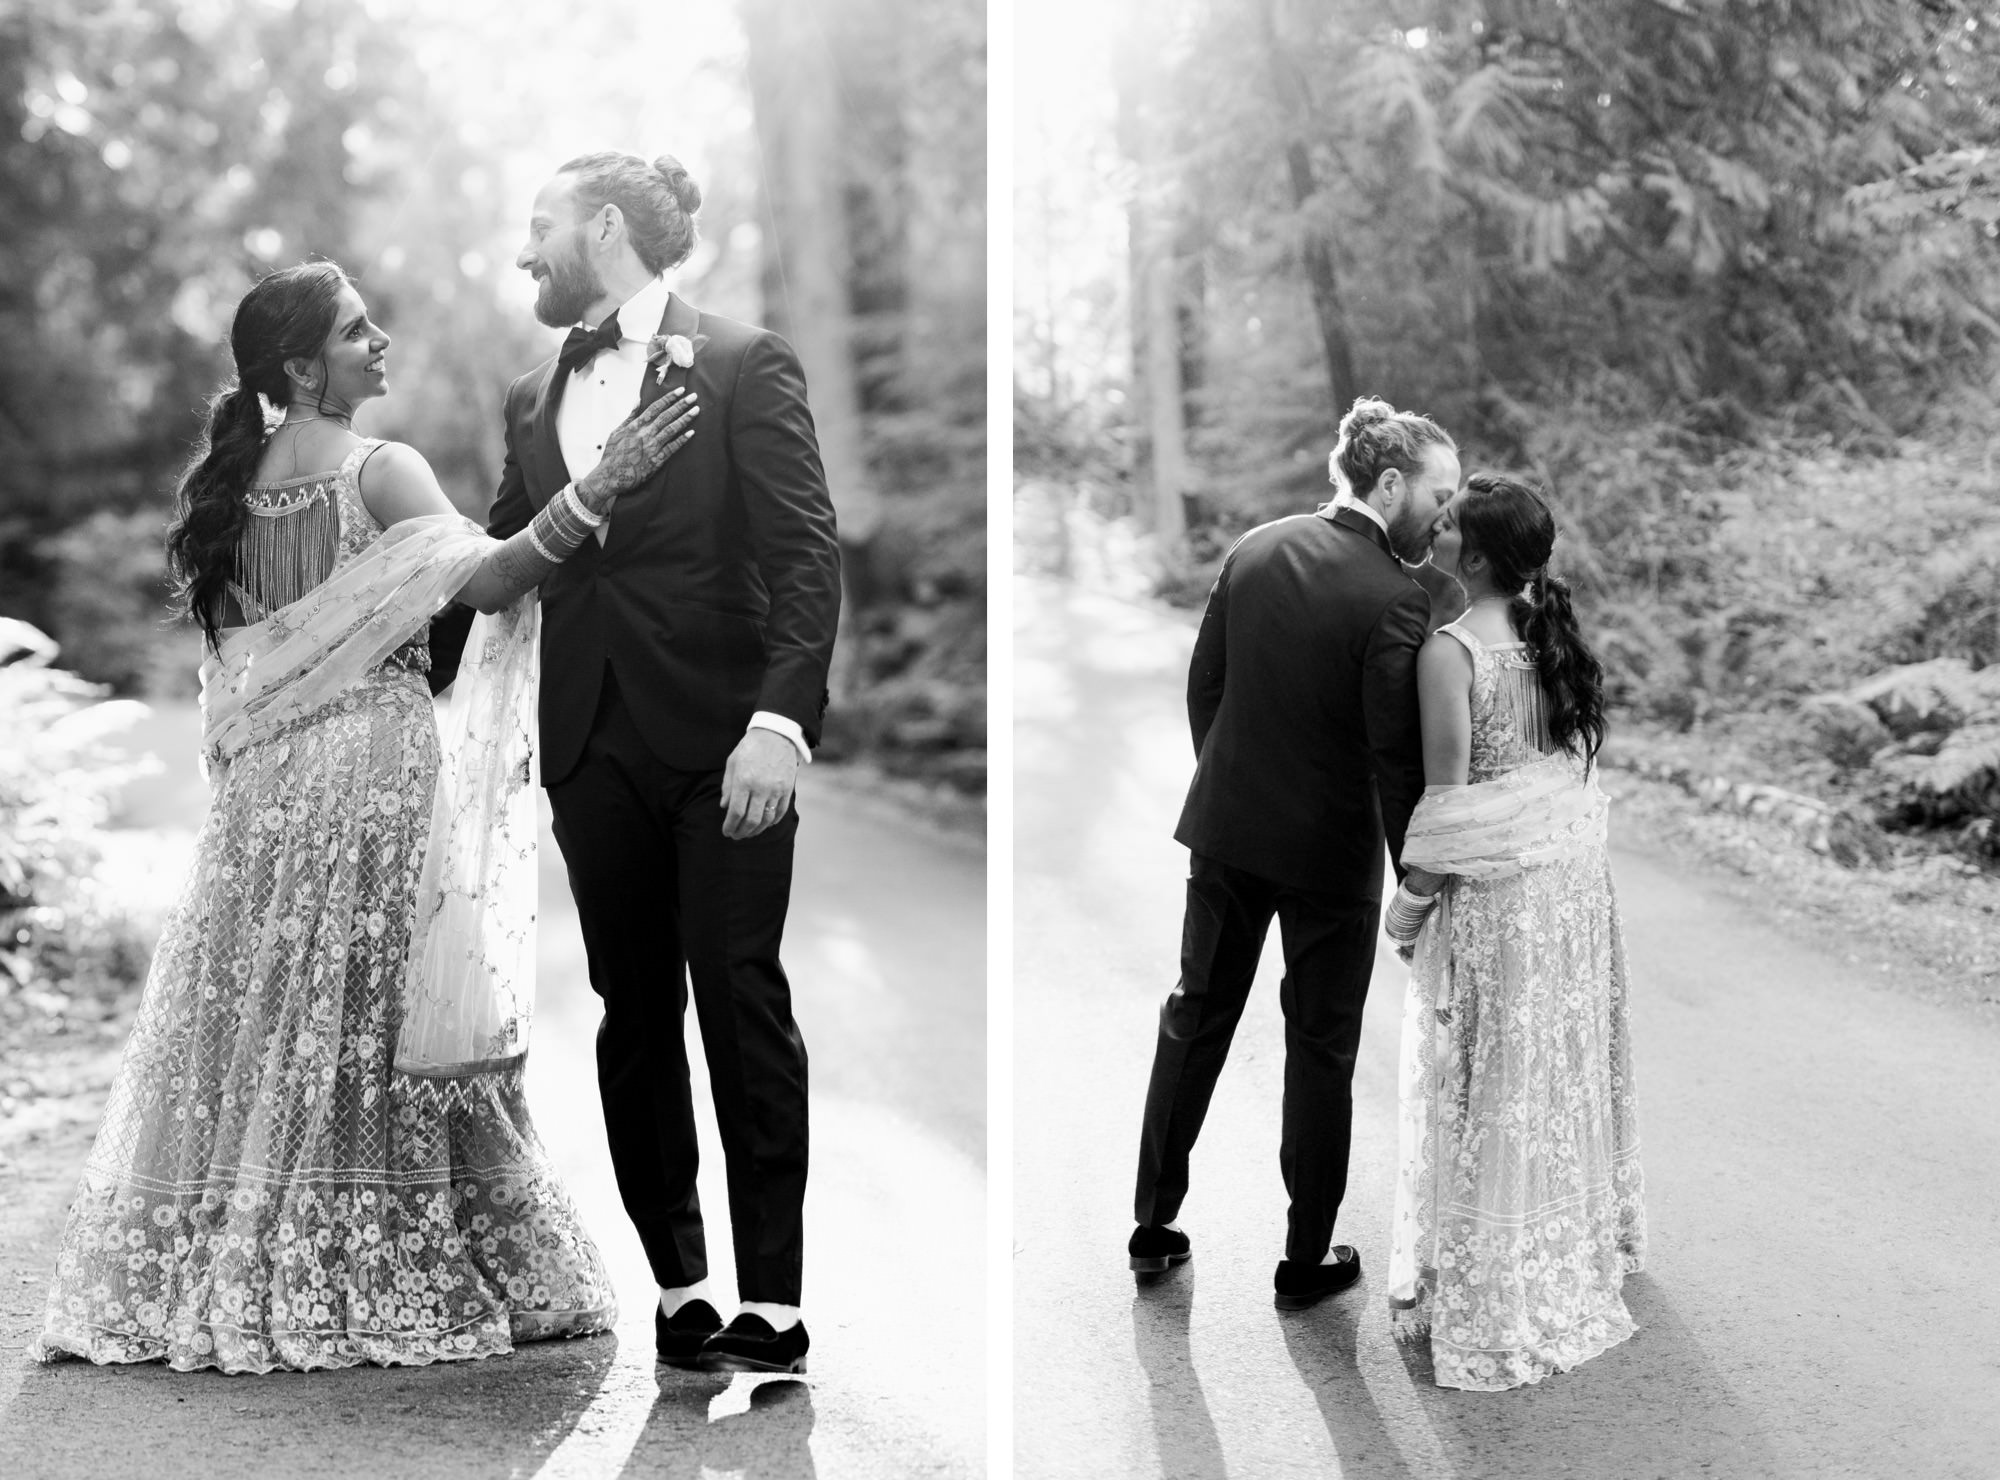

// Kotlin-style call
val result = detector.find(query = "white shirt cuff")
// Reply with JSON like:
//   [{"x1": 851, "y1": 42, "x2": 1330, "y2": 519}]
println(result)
[{"x1": 749, "y1": 711, "x2": 811, "y2": 764}]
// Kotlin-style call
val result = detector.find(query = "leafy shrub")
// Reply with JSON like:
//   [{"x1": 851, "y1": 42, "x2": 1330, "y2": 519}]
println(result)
[
  {"x1": 36, "y1": 508, "x2": 204, "y2": 700},
  {"x1": 1807, "y1": 657, "x2": 2000, "y2": 852},
  {"x1": 0, "y1": 619, "x2": 157, "y2": 1005}
]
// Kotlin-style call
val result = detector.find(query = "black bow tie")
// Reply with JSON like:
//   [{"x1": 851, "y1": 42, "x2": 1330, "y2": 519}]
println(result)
[{"x1": 558, "y1": 312, "x2": 624, "y2": 376}]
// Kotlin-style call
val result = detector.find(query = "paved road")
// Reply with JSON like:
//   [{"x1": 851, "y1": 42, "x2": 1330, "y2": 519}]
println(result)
[
  {"x1": 1014, "y1": 576, "x2": 2000, "y2": 1480},
  {"x1": 1, "y1": 704, "x2": 984, "y2": 1479}
]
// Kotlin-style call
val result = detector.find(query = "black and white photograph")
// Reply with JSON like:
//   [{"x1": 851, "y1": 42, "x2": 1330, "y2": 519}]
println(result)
[
  {"x1": 11, "y1": 0, "x2": 2000, "y2": 1475},
  {"x1": 0, "y1": 0, "x2": 984, "y2": 1475},
  {"x1": 1015, "y1": 1, "x2": 2000, "y2": 1476}
]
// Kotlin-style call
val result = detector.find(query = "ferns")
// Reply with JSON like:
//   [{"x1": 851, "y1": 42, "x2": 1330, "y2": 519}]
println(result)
[
  {"x1": 1829, "y1": 658, "x2": 2000, "y2": 830},
  {"x1": 1878, "y1": 722, "x2": 2000, "y2": 803},
  {"x1": 1844, "y1": 656, "x2": 2000, "y2": 738}
]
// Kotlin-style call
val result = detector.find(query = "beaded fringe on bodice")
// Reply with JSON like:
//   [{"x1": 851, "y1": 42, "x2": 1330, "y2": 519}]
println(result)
[
  {"x1": 224, "y1": 442, "x2": 429, "y2": 676},
  {"x1": 230, "y1": 474, "x2": 340, "y2": 623}
]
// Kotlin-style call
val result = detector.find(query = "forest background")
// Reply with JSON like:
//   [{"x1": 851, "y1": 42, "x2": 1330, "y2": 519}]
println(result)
[
  {"x1": 1017, "y1": 0, "x2": 2000, "y2": 868},
  {"x1": 1, "y1": 0, "x2": 985, "y2": 782},
  {"x1": 0, "y1": 0, "x2": 983, "y2": 1021}
]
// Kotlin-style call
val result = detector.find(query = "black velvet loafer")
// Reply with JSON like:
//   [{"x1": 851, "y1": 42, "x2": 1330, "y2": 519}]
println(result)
[
  {"x1": 1129, "y1": 1223, "x2": 1193, "y2": 1275},
  {"x1": 1273, "y1": 1245, "x2": 1362, "y2": 1310},
  {"x1": 697, "y1": 1314, "x2": 810, "y2": 1374},
  {"x1": 655, "y1": 1298, "x2": 724, "y2": 1368}
]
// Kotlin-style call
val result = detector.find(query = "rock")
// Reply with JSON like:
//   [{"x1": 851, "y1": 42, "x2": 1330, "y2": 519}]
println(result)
[
  {"x1": 1800, "y1": 694, "x2": 1894, "y2": 769},
  {"x1": 1604, "y1": 750, "x2": 1895, "y2": 868},
  {"x1": 1825, "y1": 810, "x2": 1897, "y2": 868}
]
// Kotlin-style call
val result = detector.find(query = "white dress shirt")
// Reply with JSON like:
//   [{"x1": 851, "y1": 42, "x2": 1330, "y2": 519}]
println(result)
[{"x1": 557, "y1": 276, "x2": 810, "y2": 764}]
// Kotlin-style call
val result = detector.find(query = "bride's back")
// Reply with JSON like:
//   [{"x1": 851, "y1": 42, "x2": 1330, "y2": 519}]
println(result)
[
  {"x1": 218, "y1": 424, "x2": 370, "y2": 630},
  {"x1": 1440, "y1": 619, "x2": 1558, "y2": 782},
  {"x1": 251, "y1": 421, "x2": 361, "y2": 489}
]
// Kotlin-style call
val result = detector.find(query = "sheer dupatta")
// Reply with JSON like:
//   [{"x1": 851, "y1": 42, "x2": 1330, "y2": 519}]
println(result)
[
  {"x1": 197, "y1": 512, "x2": 541, "y2": 1078},
  {"x1": 1387, "y1": 752, "x2": 1610, "y2": 1317}
]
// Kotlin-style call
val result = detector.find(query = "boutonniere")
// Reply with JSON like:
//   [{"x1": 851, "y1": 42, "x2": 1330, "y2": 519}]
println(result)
[{"x1": 647, "y1": 332, "x2": 707, "y2": 384}]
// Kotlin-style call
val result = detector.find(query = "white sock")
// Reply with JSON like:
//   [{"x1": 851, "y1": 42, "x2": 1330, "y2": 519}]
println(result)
[
  {"x1": 738, "y1": 1299, "x2": 801, "y2": 1332},
  {"x1": 659, "y1": 1279, "x2": 721, "y2": 1318}
]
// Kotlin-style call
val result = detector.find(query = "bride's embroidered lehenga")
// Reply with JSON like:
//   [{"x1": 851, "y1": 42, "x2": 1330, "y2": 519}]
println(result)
[
  {"x1": 1387, "y1": 621, "x2": 1645, "y2": 1392},
  {"x1": 34, "y1": 442, "x2": 616, "y2": 1374}
]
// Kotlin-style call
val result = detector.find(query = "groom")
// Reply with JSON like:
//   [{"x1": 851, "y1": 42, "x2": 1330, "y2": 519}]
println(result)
[
  {"x1": 488, "y1": 151, "x2": 840, "y2": 1373},
  {"x1": 1129, "y1": 398, "x2": 1458, "y2": 1310}
]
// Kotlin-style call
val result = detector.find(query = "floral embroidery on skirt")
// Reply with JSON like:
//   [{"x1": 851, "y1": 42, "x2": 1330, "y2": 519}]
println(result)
[{"x1": 34, "y1": 669, "x2": 614, "y2": 1374}]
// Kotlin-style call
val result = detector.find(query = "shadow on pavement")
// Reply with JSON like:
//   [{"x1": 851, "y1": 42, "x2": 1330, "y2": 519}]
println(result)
[
  {"x1": 621, "y1": 1373, "x2": 817, "y2": 1479},
  {"x1": 1129, "y1": 1268, "x2": 1228, "y2": 1480},
  {"x1": 7, "y1": 1328, "x2": 620, "y2": 1478},
  {"x1": 1278, "y1": 1293, "x2": 1423, "y2": 1480},
  {"x1": 1283, "y1": 1275, "x2": 1792, "y2": 1480}
]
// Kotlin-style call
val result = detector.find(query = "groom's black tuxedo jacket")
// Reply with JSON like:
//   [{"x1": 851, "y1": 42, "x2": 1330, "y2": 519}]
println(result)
[
  {"x1": 1174, "y1": 507, "x2": 1429, "y2": 900},
  {"x1": 485, "y1": 293, "x2": 842, "y2": 786}
]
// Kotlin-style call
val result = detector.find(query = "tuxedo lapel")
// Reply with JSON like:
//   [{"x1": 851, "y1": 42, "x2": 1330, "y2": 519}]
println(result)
[
  {"x1": 606, "y1": 293, "x2": 703, "y2": 554},
  {"x1": 527, "y1": 357, "x2": 573, "y2": 509},
  {"x1": 637, "y1": 292, "x2": 702, "y2": 413},
  {"x1": 1326, "y1": 503, "x2": 1397, "y2": 561}
]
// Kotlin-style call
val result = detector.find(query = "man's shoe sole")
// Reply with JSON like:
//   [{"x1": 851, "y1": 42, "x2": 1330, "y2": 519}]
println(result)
[
  {"x1": 1129, "y1": 1250, "x2": 1191, "y2": 1274},
  {"x1": 699, "y1": 1351, "x2": 808, "y2": 1375}
]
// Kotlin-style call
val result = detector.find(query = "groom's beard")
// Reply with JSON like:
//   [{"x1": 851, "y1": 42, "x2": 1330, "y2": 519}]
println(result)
[
  {"x1": 1387, "y1": 505, "x2": 1436, "y2": 565},
  {"x1": 532, "y1": 252, "x2": 606, "y2": 328}
]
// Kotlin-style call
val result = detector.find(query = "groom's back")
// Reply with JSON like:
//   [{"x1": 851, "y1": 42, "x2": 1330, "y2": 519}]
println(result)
[{"x1": 1174, "y1": 511, "x2": 1429, "y2": 900}]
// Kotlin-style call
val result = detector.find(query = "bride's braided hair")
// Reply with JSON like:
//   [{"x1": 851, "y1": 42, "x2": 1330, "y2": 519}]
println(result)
[
  {"x1": 1455, "y1": 472, "x2": 1607, "y2": 766},
  {"x1": 165, "y1": 261, "x2": 349, "y2": 650},
  {"x1": 558, "y1": 151, "x2": 702, "y2": 274}
]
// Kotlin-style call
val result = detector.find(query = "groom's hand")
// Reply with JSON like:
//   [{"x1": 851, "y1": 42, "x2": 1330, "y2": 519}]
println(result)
[
  {"x1": 576, "y1": 389, "x2": 699, "y2": 512},
  {"x1": 721, "y1": 728, "x2": 799, "y2": 840}
]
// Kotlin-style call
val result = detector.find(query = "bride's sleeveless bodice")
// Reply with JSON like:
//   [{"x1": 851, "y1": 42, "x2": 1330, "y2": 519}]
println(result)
[
  {"x1": 233, "y1": 439, "x2": 429, "y2": 676},
  {"x1": 1436, "y1": 620, "x2": 1553, "y2": 782}
]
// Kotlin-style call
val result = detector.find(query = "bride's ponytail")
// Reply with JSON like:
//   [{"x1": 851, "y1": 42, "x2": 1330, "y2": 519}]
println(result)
[
  {"x1": 166, "y1": 384, "x2": 266, "y2": 648},
  {"x1": 1521, "y1": 568, "x2": 1605, "y2": 767},
  {"x1": 1457, "y1": 473, "x2": 1607, "y2": 767}
]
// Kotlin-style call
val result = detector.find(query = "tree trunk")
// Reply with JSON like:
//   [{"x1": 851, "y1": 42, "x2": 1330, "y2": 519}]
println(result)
[
  {"x1": 1257, "y1": 0, "x2": 1360, "y2": 418},
  {"x1": 1137, "y1": 236, "x2": 1189, "y2": 541},
  {"x1": 1114, "y1": 7, "x2": 1188, "y2": 542},
  {"x1": 742, "y1": 0, "x2": 878, "y2": 697}
]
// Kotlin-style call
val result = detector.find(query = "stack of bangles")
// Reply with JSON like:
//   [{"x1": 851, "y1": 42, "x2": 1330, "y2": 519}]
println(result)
[
  {"x1": 1383, "y1": 879, "x2": 1444, "y2": 945},
  {"x1": 526, "y1": 484, "x2": 607, "y2": 562}
]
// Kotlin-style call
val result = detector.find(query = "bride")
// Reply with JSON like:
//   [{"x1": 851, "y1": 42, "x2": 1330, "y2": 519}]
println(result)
[
  {"x1": 34, "y1": 260, "x2": 695, "y2": 1373},
  {"x1": 1383, "y1": 472, "x2": 1646, "y2": 1391}
]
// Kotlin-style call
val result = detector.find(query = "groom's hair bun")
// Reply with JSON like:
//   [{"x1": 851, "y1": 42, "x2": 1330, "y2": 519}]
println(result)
[
  {"x1": 653, "y1": 155, "x2": 702, "y2": 216},
  {"x1": 1330, "y1": 395, "x2": 1455, "y2": 498},
  {"x1": 558, "y1": 151, "x2": 702, "y2": 274}
]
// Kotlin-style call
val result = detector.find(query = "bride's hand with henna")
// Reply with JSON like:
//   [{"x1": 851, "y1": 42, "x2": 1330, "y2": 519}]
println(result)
[{"x1": 574, "y1": 389, "x2": 699, "y2": 514}]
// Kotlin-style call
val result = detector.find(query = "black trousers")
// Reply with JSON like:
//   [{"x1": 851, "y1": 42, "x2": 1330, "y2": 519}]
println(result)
[
  {"x1": 1134, "y1": 852, "x2": 1379, "y2": 1265},
  {"x1": 546, "y1": 669, "x2": 808, "y2": 1304}
]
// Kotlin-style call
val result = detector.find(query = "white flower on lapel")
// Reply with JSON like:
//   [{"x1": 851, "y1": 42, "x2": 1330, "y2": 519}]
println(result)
[{"x1": 647, "y1": 333, "x2": 700, "y2": 384}]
